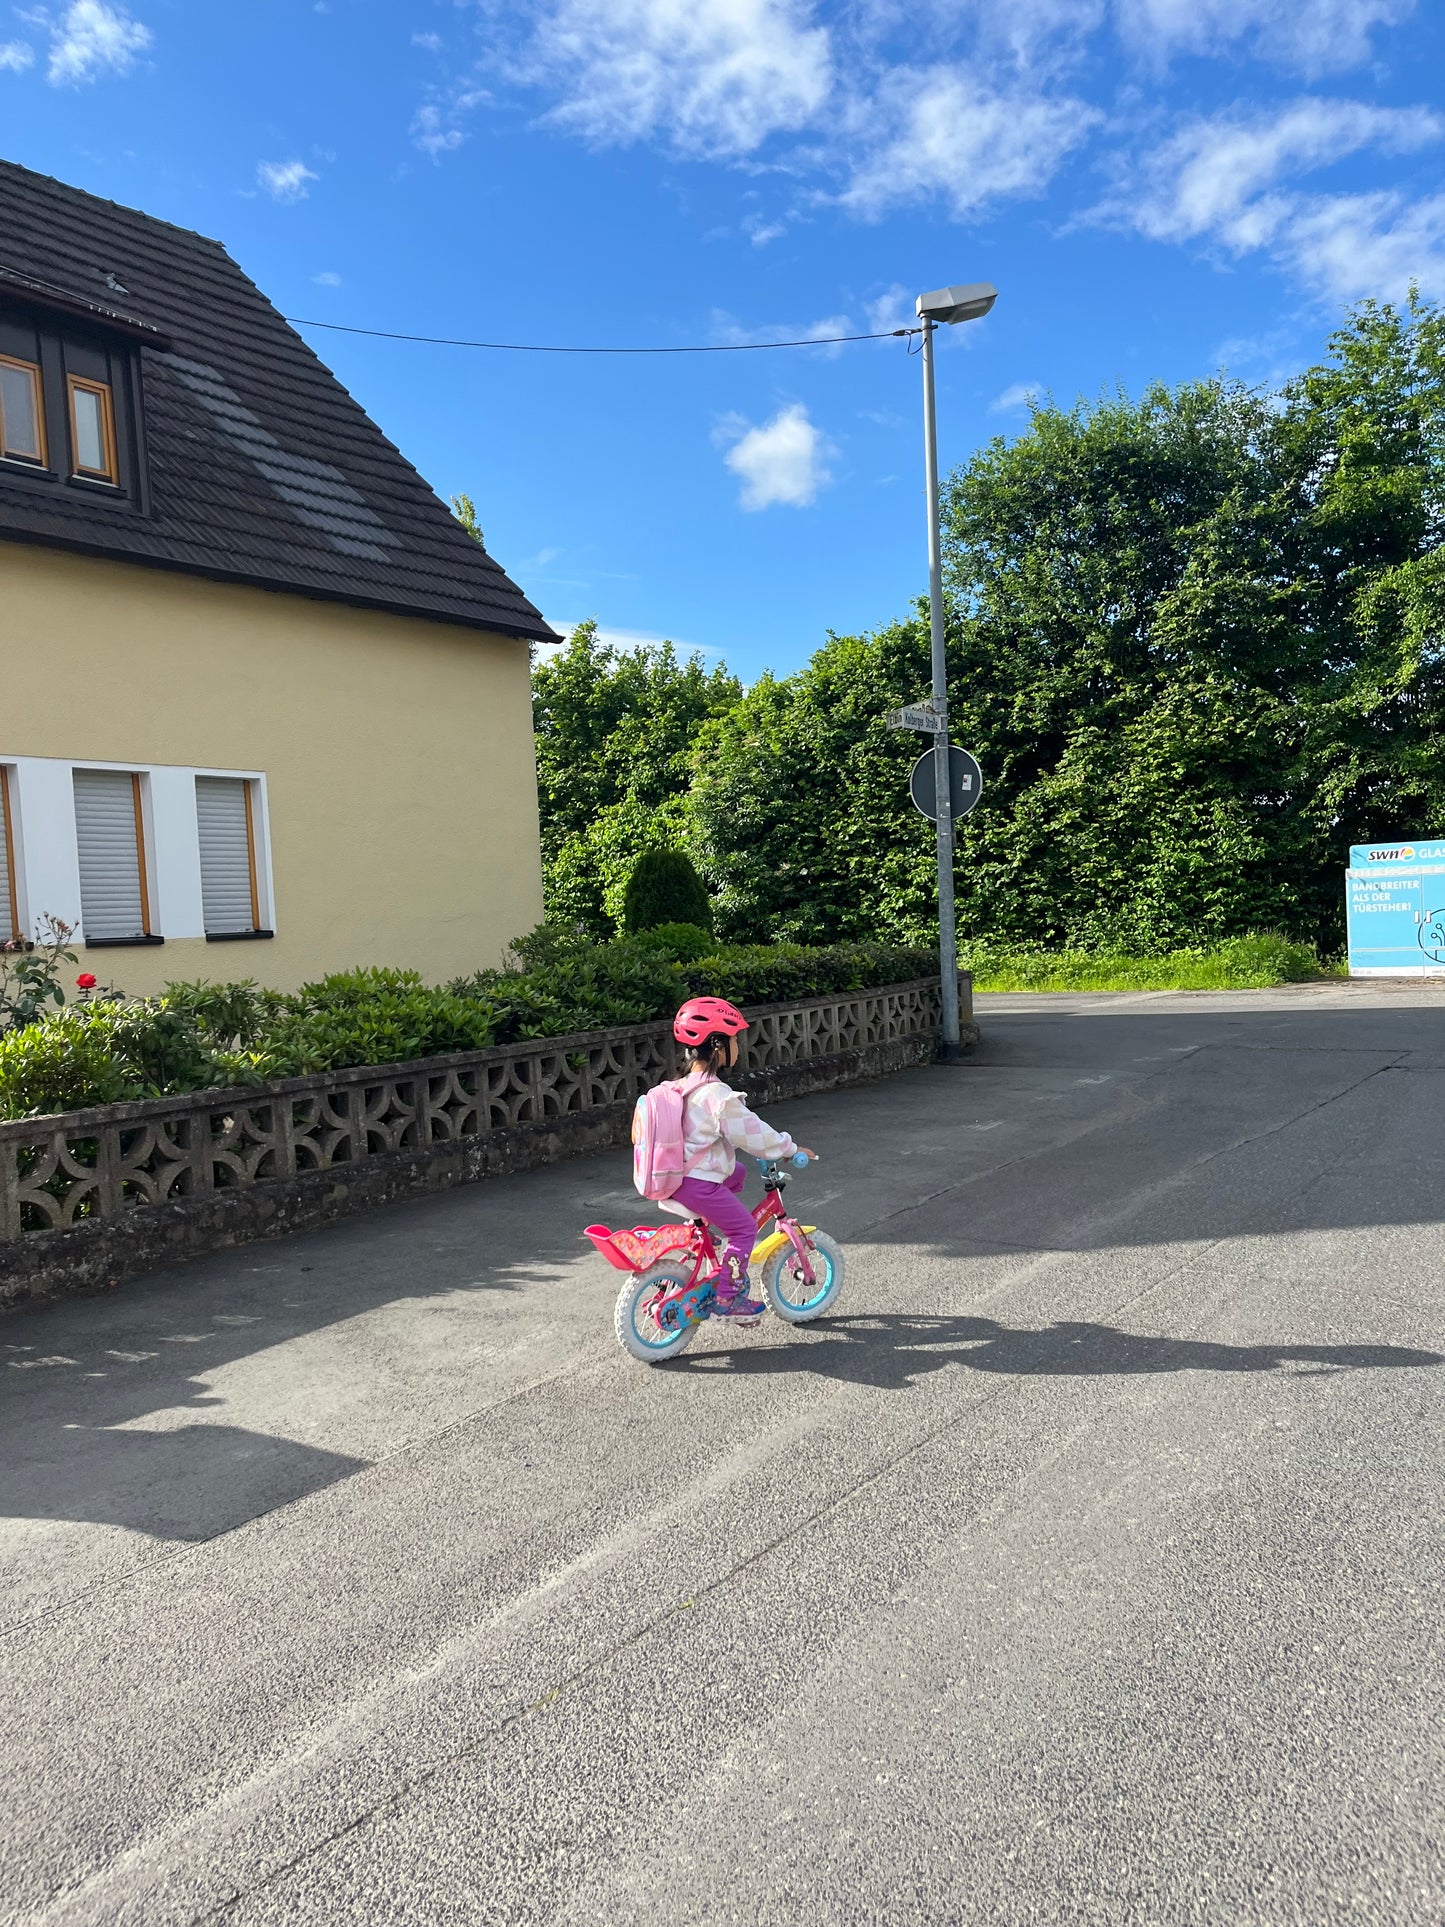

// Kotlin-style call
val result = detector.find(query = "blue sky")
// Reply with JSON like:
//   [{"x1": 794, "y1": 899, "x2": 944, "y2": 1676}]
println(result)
[{"x1": 3, "y1": 1, "x2": 1444, "y2": 679}]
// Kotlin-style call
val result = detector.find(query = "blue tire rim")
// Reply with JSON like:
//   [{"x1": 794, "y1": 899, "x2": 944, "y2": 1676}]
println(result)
[
  {"x1": 774, "y1": 1244, "x2": 834, "y2": 1315},
  {"x1": 633, "y1": 1283, "x2": 692, "y2": 1352}
]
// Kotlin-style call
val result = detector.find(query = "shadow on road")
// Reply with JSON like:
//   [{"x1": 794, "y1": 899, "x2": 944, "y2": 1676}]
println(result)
[
  {"x1": 677, "y1": 1314, "x2": 1445, "y2": 1391},
  {"x1": 0, "y1": 1226, "x2": 553, "y2": 1548}
]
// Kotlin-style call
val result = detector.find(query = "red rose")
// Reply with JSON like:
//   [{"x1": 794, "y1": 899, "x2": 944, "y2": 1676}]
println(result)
[{"x1": 76, "y1": 973, "x2": 98, "y2": 990}]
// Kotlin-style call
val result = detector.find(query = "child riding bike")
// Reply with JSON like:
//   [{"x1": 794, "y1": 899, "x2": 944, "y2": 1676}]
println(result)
[{"x1": 666, "y1": 996, "x2": 816, "y2": 1322}]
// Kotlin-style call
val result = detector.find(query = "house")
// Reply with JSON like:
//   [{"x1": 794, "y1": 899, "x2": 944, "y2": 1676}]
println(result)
[{"x1": 0, "y1": 158, "x2": 554, "y2": 996}]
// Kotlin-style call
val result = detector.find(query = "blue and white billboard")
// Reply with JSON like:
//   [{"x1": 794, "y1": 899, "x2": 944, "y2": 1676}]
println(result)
[{"x1": 1346, "y1": 839, "x2": 1445, "y2": 975}]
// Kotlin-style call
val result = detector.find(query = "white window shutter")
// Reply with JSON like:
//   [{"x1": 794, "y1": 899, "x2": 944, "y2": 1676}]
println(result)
[
  {"x1": 73, "y1": 769, "x2": 147, "y2": 941},
  {"x1": 196, "y1": 776, "x2": 256, "y2": 933},
  {"x1": 0, "y1": 770, "x2": 14, "y2": 943}
]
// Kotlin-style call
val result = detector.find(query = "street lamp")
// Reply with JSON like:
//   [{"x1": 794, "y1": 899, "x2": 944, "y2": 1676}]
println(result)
[{"x1": 916, "y1": 281, "x2": 997, "y2": 1061}]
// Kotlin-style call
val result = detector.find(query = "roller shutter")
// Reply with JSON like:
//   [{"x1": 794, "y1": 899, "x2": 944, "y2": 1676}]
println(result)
[
  {"x1": 73, "y1": 768, "x2": 147, "y2": 941},
  {"x1": 196, "y1": 776, "x2": 257, "y2": 934}
]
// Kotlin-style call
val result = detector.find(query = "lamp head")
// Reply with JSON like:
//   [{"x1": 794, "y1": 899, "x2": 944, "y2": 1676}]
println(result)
[{"x1": 915, "y1": 282, "x2": 998, "y2": 325}]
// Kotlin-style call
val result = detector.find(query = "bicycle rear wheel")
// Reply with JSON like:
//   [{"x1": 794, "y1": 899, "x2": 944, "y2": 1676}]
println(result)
[{"x1": 614, "y1": 1262, "x2": 704, "y2": 1363}]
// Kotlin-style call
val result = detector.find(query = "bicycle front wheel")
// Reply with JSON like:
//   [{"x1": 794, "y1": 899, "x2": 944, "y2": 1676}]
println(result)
[{"x1": 760, "y1": 1229, "x2": 844, "y2": 1324}]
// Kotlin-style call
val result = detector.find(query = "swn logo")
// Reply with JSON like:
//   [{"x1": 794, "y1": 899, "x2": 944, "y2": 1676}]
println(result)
[{"x1": 1368, "y1": 846, "x2": 1417, "y2": 861}]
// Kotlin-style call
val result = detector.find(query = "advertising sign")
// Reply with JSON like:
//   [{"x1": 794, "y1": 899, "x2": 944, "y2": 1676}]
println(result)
[{"x1": 1345, "y1": 839, "x2": 1445, "y2": 975}]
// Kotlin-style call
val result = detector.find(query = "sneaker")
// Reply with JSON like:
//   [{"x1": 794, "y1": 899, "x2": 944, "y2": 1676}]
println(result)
[{"x1": 711, "y1": 1278, "x2": 765, "y2": 1321}]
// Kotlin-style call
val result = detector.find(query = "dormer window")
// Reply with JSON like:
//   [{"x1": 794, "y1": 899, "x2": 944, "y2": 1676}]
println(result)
[
  {"x1": 67, "y1": 374, "x2": 117, "y2": 482},
  {"x1": 0, "y1": 353, "x2": 46, "y2": 465},
  {"x1": 0, "y1": 291, "x2": 152, "y2": 507}
]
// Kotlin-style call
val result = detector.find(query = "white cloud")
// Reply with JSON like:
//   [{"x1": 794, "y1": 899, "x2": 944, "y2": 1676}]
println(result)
[
  {"x1": 973, "y1": 0, "x2": 1107, "y2": 71},
  {"x1": 991, "y1": 380, "x2": 1045, "y2": 412},
  {"x1": 710, "y1": 308, "x2": 854, "y2": 356},
  {"x1": 434, "y1": 0, "x2": 1430, "y2": 242},
  {"x1": 411, "y1": 84, "x2": 490, "y2": 155},
  {"x1": 0, "y1": 39, "x2": 33, "y2": 69},
  {"x1": 312, "y1": 270, "x2": 343, "y2": 286},
  {"x1": 1283, "y1": 189, "x2": 1445, "y2": 301},
  {"x1": 257, "y1": 159, "x2": 318, "y2": 202},
  {"x1": 412, "y1": 30, "x2": 442, "y2": 49},
  {"x1": 865, "y1": 284, "x2": 912, "y2": 332},
  {"x1": 1121, "y1": 98, "x2": 1442, "y2": 249},
  {"x1": 542, "y1": 622, "x2": 720, "y2": 661},
  {"x1": 412, "y1": 102, "x2": 465, "y2": 153},
  {"x1": 1107, "y1": 97, "x2": 1445, "y2": 300},
  {"x1": 716, "y1": 402, "x2": 834, "y2": 509},
  {"x1": 839, "y1": 65, "x2": 1096, "y2": 218},
  {"x1": 1114, "y1": 0, "x2": 1415, "y2": 76},
  {"x1": 525, "y1": 0, "x2": 831, "y2": 158},
  {"x1": 45, "y1": 0, "x2": 148, "y2": 84}
]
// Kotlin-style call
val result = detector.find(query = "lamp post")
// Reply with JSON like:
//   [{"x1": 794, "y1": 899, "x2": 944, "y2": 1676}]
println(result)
[{"x1": 915, "y1": 281, "x2": 997, "y2": 1061}]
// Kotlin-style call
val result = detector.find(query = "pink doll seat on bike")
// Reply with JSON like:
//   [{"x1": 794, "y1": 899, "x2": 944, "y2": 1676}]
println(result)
[{"x1": 584, "y1": 1222, "x2": 698, "y2": 1274}]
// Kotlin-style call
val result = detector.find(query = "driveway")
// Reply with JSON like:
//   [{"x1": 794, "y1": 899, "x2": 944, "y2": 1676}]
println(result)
[{"x1": 3, "y1": 983, "x2": 1443, "y2": 1925}]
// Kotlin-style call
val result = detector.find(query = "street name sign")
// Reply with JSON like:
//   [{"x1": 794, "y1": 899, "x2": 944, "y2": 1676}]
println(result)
[
  {"x1": 1345, "y1": 838, "x2": 1445, "y2": 975},
  {"x1": 886, "y1": 701, "x2": 942, "y2": 733},
  {"x1": 909, "y1": 744, "x2": 984, "y2": 824}
]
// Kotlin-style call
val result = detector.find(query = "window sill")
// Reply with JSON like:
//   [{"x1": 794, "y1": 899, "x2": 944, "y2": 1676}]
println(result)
[
  {"x1": 65, "y1": 473, "x2": 125, "y2": 496},
  {"x1": 84, "y1": 934, "x2": 164, "y2": 947},
  {"x1": 0, "y1": 457, "x2": 57, "y2": 479},
  {"x1": 205, "y1": 929, "x2": 275, "y2": 942}
]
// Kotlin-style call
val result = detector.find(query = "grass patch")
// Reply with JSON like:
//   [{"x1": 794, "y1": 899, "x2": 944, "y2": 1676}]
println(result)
[{"x1": 963, "y1": 934, "x2": 1338, "y2": 994}]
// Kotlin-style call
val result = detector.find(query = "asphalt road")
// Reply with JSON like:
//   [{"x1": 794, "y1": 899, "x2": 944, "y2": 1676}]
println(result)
[{"x1": 3, "y1": 983, "x2": 1445, "y2": 1926}]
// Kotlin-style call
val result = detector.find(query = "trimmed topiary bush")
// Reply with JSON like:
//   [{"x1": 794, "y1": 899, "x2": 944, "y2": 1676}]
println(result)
[{"x1": 623, "y1": 849, "x2": 713, "y2": 936}]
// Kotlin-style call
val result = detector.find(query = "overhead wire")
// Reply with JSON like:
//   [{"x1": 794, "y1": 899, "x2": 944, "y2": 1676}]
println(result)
[{"x1": 283, "y1": 317, "x2": 920, "y2": 354}]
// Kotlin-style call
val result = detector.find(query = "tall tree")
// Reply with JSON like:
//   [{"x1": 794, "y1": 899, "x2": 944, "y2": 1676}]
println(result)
[
  {"x1": 532, "y1": 620, "x2": 741, "y2": 932},
  {"x1": 556, "y1": 297, "x2": 1445, "y2": 953}
]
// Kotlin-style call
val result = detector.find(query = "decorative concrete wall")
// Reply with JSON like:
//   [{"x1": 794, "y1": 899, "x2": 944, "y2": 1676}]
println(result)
[{"x1": 0, "y1": 975, "x2": 974, "y2": 1309}]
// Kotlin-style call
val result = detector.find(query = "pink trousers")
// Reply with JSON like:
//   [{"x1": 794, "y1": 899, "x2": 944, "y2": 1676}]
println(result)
[{"x1": 672, "y1": 1163, "x2": 756, "y2": 1279}]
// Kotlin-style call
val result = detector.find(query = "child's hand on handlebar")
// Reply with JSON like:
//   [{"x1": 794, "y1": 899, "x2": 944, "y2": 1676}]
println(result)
[{"x1": 796, "y1": 1147, "x2": 818, "y2": 1161}]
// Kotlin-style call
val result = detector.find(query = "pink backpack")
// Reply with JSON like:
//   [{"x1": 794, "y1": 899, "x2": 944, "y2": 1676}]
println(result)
[{"x1": 632, "y1": 1071, "x2": 714, "y2": 1201}]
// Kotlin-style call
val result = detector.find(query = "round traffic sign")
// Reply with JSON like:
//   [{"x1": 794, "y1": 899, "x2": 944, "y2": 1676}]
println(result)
[{"x1": 909, "y1": 744, "x2": 983, "y2": 824}]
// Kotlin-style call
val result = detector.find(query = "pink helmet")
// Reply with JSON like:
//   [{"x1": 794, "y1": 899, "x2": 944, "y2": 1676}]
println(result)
[{"x1": 673, "y1": 996, "x2": 748, "y2": 1047}]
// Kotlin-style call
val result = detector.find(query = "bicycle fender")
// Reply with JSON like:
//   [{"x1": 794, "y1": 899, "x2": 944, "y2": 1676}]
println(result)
[{"x1": 750, "y1": 1225, "x2": 817, "y2": 1267}]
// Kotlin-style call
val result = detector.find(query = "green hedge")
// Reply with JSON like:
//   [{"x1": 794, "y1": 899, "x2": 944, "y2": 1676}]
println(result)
[
  {"x1": 962, "y1": 934, "x2": 1328, "y2": 992},
  {"x1": 0, "y1": 929, "x2": 937, "y2": 1120}
]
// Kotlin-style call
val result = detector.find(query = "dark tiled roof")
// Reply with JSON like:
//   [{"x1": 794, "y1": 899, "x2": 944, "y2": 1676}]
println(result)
[{"x1": 0, "y1": 160, "x2": 555, "y2": 641}]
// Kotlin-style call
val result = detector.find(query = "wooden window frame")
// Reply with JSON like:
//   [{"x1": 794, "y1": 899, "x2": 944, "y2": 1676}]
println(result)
[
  {"x1": 130, "y1": 772, "x2": 153, "y2": 936},
  {"x1": 0, "y1": 353, "x2": 48, "y2": 467},
  {"x1": 242, "y1": 779, "x2": 262, "y2": 931},
  {"x1": 199, "y1": 774, "x2": 273, "y2": 941},
  {"x1": 1, "y1": 767, "x2": 19, "y2": 943},
  {"x1": 66, "y1": 373, "x2": 118, "y2": 483}
]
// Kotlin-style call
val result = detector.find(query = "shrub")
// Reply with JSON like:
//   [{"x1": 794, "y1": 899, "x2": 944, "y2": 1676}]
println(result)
[
  {"x1": 0, "y1": 915, "x2": 80, "y2": 1032},
  {"x1": 623, "y1": 848, "x2": 713, "y2": 935},
  {"x1": 630, "y1": 922, "x2": 716, "y2": 963},
  {"x1": 0, "y1": 1003, "x2": 143, "y2": 1116},
  {"x1": 458, "y1": 938, "x2": 684, "y2": 1041},
  {"x1": 0, "y1": 937, "x2": 946, "y2": 1120},
  {"x1": 249, "y1": 969, "x2": 502, "y2": 1077},
  {"x1": 685, "y1": 942, "x2": 937, "y2": 1006}
]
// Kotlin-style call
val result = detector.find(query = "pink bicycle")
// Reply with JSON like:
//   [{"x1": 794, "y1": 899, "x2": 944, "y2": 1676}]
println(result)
[{"x1": 586, "y1": 1156, "x2": 845, "y2": 1363}]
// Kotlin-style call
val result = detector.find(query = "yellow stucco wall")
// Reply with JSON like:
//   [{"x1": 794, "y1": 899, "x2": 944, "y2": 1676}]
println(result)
[{"x1": 1, "y1": 542, "x2": 544, "y2": 995}]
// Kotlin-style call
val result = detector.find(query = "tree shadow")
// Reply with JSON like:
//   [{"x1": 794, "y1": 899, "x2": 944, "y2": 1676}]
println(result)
[
  {"x1": 675, "y1": 1314, "x2": 1445, "y2": 1391},
  {"x1": 0, "y1": 1179, "x2": 566, "y2": 1550},
  {"x1": 3, "y1": 1422, "x2": 368, "y2": 1540}
]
